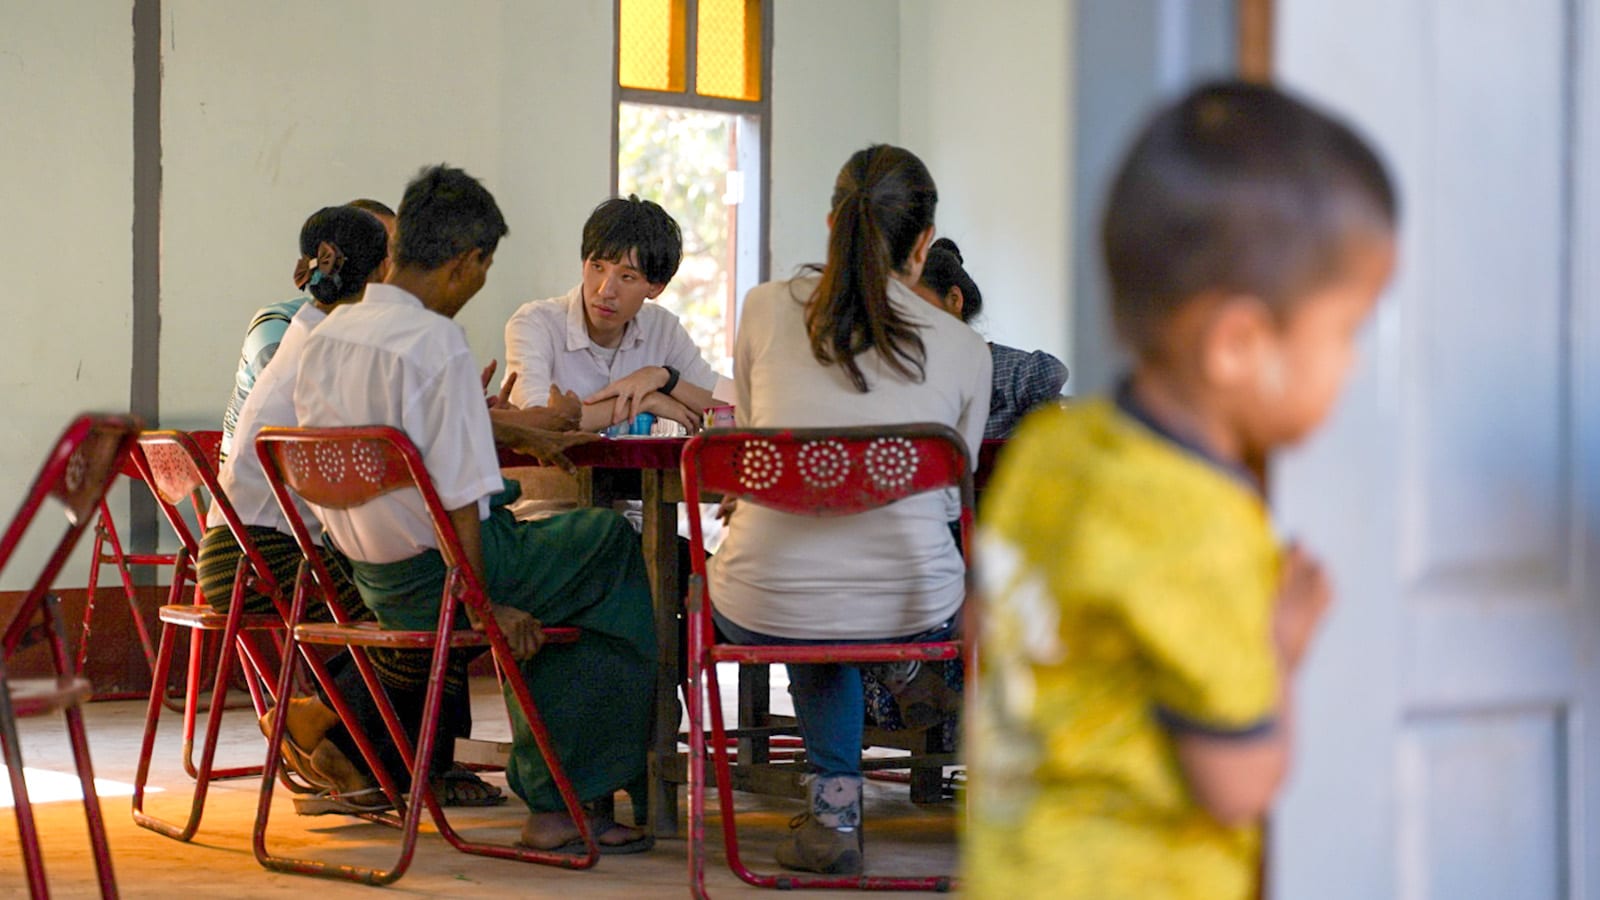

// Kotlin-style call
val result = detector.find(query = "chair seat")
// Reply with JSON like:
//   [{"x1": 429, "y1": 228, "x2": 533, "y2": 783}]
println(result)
[
  {"x1": 707, "y1": 640, "x2": 961, "y2": 666},
  {"x1": 9, "y1": 676, "x2": 93, "y2": 717},
  {"x1": 294, "y1": 620, "x2": 580, "y2": 650},
  {"x1": 157, "y1": 604, "x2": 283, "y2": 631}
]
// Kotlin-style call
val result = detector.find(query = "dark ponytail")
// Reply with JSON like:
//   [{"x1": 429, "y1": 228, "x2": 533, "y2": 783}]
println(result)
[
  {"x1": 805, "y1": 144, "x2": 937, "y2": 393},
  {"x1": 919, "y1": 237, "x2": 984, "y2": 324},
  {"x1": 294, "y1": 206, "x2": 389, "y2": 304}
]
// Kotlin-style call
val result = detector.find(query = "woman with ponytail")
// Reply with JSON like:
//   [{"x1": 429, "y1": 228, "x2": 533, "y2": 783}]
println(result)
[{"x1": 709, "y1": 145, "x2": 990, "y2": 875}]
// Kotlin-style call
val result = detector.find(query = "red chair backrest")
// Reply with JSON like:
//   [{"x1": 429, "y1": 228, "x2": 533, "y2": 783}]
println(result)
[
  {"x1": 253, "y1": 425, "x2": 482, "y2": 587},
  {"x1": 680, "y1": 424, "x2": 976, "y2": 575},
  {"x1": 119, "y1": 428, "x2": 219, "y2": 482},
  {"x1": 136, "y1": 429, "x2": 280, "y2": 601},
  {"x1": 681, "y1": 424, "x2": 973, "y2": 515},
  {"x1": 0, "y1": 414, "x2": 142, "y2": 651}
]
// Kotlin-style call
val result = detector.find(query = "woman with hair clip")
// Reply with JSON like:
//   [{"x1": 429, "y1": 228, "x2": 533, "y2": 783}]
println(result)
[
  {"x1": 196, "y1": 205, "x2": 505, "y2": 814},
  {"x1": 709, "y1": 144, "x2": 991, "y2": 875},
  {"x1": 913, "y1": 238, "x2": 1069, "y2": 438}
]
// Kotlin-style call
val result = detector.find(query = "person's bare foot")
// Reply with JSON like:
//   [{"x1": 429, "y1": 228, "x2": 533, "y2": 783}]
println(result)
[{"x1": 519, "y1": 810, "x2": 648, "y2": 851}]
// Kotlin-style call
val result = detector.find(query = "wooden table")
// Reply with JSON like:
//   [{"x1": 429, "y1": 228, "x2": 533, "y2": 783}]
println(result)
[{"x1": 499, "y1": 437, "x2": 1006, "y2": 837}]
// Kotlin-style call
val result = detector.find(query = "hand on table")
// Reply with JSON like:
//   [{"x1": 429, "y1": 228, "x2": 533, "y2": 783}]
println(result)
[
  {"x1": 488, "y1": 415, "x2": 599, "y2": 473},
  {"x1": 585, "y1": 367, "x2": 670, "y2": 427},
  {"x1": 631, "y1": 391, "x2": 701, "y2": 434},
  {"x1": 545, "y1": 383, "x2": 582, "y2": 429}
]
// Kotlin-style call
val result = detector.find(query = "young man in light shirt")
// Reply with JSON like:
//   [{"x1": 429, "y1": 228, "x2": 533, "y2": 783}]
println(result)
[
  {"x1": 501, "y1": 195, "x2": 732, "y2": 432},
  {"x1": 294, "y1": 164, "x2": 656, "y2": 854}
]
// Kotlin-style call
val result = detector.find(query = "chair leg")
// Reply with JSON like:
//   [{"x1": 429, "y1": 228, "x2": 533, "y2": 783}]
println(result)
[
  {"x1": 687, "y1": 644, "x2": 711, "y2": 900},
  {"x1": 456, "y1": 639, "x2": 597, "y2": 868},
  {"x1": 908, "y1": 727, "x2": 944, "y2": 804},
  {"x1": 38, "y1": 594, "x2": 119, "y2": 898},
  {"x1": 76, "y1": 520, "x2": 107, "y2": 678},
  {"x1": 0, "y1": 659, "x2": 49, "y2": 900},
  {"x1": 254, "y1": 628, "x2": 417, "y2": 886},
  {"x1": 132, "y1": 610, "x2": 263, "y2": 841}
]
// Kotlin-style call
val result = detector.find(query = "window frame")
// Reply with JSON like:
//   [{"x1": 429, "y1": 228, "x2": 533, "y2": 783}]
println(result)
[{"x1": 611, "y1": 0, "x2": 774, "y2": 304}]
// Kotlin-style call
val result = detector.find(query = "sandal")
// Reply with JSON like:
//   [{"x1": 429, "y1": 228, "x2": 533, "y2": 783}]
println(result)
[
  {"x1": 432, "y1": 766, "x2": 508, "y2": 807},
  {"x1": 293, "y1": 786, "x2": 395, "y2": 817}
]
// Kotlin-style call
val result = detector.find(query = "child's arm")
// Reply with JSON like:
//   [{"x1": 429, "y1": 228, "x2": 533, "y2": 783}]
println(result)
[{"x1": 1175, "y1": 546, "x2": 1331, "y2": 827}]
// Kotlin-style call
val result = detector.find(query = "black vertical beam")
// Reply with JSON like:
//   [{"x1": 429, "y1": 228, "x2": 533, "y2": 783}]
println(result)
[{"x1": 131, "y1": 0, "x2": 161, "y2": 554}]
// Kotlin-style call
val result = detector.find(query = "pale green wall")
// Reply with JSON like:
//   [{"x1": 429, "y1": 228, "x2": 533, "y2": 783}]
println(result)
[
  {"x1": 0, "y1": 2, "x2": 135, "y2": 590},
  {"x1": 159, "y1": 1, "x2": 616, "y2": 432},
  {"x1": 899, "y1": 0, "x2": 1075, "y2": 362},
  {"x1": 768, "y1": 0, "x2": 903, "y2": 278}
]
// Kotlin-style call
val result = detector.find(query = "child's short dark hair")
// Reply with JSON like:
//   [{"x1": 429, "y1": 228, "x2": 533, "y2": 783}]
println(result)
[
  {"x1": 394, "y1": 165, "x2": 508, "y2": 270},
  {"x1": 1101, "y1": 80, "x2": 1397, "y2": 355},
  {"x1": 580, "y1": 195, "x2": 682, "y2": 285}
]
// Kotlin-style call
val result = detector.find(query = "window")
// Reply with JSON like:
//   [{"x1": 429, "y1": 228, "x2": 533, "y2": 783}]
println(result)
[{"x1": 615, "y1": 0, "x2": 770, "y2": 374}]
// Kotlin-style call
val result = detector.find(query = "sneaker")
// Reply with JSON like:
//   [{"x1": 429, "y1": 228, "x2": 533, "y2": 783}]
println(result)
[{"x1": 774, "y1": 813, "x2": 863, "y2": 875}]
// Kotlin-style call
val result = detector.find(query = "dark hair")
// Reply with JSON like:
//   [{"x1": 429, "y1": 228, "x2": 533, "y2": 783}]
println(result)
[
  {"x1": 298, "y1": 206, "x2": 388, "y2": 304},
  {"x1": 806, "y1": 144, "x2": 937, "y2": 393},
  {"x1": 919, "y1": 237, "x2": 984, "y2": 324},
  {"x1": 1101, "y1": 80, "x2": 1397, "y2": 355},
  {"x1": 580, "y1": 195, "x2": 683, "y2": 285},
  {"x1": 345, "y1": 197, "x2": 395, "y2": 218},
  {"x1": 394, "y1": 164, "x2": 508, "y2": 270}
]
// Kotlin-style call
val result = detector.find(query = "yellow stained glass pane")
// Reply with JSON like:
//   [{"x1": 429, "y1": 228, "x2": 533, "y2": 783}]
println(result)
[
  {"x1": 620, "y1": 0, "x2": 687, "y2": 92},
  {"x1": 695, "y1": 0, "x2": 761, "y2": 101}
]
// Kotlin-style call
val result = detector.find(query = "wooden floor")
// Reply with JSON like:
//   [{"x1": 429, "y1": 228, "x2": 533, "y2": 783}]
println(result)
[{"x1": 0, "y1": 677, "x2": 960, "y2": 898}]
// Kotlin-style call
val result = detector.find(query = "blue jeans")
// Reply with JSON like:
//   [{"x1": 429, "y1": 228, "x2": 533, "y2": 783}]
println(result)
[{"x1": 713, "y1": 611, "x2": 956, "y2": 779}]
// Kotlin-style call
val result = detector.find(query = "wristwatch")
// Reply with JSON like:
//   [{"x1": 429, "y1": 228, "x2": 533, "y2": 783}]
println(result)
[{"x1": 658, "y1": 365, "x2": 681, "y2": 395}]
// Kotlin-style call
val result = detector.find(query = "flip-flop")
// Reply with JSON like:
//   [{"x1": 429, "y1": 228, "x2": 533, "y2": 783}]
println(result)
[
  {"x1": 293, "y1": 787, "x2": 395, "y2": 817},
  {"x1": 432, "y1": 766, "x2": 508, "y2": 808}
]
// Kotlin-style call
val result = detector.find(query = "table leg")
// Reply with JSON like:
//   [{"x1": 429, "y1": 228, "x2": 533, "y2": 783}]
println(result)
[{"x1": 640, "y1": 469, "x2": 681, "y2": 838}]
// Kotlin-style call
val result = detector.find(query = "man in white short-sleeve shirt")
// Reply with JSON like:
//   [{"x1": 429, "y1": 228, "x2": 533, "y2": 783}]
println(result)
[{"x1": 502, "y1": 196, "x2": 732, "y2": 433}]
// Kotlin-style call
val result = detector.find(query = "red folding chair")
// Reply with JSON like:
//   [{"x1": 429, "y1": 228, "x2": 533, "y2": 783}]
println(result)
[
  {"x1": 128, "y1": 430, "x2": 286, "y2": 842},
  {"x1": 252, "y1": 425, "x2": 597, "y2": 885},
  {"x1": 76, "y1": 430, "x2": 222, "y2": 710},
  {"x1": 0, "y1": 413, "x2": 141, "y2": 899},
  {"x1": 681, "y1": 425, "x2": 976, "y2": 897}
]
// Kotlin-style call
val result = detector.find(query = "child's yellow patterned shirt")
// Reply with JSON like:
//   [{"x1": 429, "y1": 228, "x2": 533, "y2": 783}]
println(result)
[{"x1": 964, "y1": 397, "x2": 1282, "y2": 900}]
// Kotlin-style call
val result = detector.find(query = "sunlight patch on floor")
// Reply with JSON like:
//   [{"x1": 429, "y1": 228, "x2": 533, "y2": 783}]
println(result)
[{"x1": 0, "y1": 766, "x2": 157, "y2": 807}]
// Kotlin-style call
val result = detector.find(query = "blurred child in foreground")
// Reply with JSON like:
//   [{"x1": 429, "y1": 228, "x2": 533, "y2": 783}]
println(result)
[{"x1": 964, "y1": 80, "x2": 1398, "y2": 899}]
